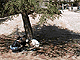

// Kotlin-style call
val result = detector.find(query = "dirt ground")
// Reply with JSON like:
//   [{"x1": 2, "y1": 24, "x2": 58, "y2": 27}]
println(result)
[{"x1": 0, "y1": 10, "x2": 80, "y2": 60}]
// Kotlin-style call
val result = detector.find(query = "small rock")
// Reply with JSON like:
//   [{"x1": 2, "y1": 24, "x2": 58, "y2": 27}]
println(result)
[
  {"x1": 37, "y1": 50, "x2": 45, "y2": 53},
  {"x1": 50, "y1": 44, "x2": 53, "y2": 48},
  {"x1": 39, "y1": 54, "x2": 46, "y2": 59},
  {"x1": 72, "y1": 56, "x2": 76, "y2": 59},
  {"x1": 53, "y1": 54, "x2": 57, "y2": 57},
  {"x1": 43, "y1": 47, "x2": 48, "y2": 50},
  {"x1": 54, "y1": 46, "x2": 57, "y2": 50},
  {"x1": 68, "y1": 43, "x2": 71, "y2": 47},
  {"x1": 32, "y1": 53, "x2": 37, "y2": 56},
  {"x1": 39, "y1": 47, "x2": 43, "y2": 50},
  {"x1": 49, "y1": 54, "x2": 53, "y2": 58},
  {"x1": 59, "y1": 45, "x2": 63, "y2": 48},
  {"x1": 77, "y1": 56, "x2": 80, "y2": 60},
  {"x1": 44, "y1": 53, "x2": 48, "y2": 56},
  {"x1": 0, "y1": 50, "x2": 4, "y2": 52},
  {"x1": 8, "y1": 50, "x2": 12, "y2": 53},
  {"x1": 1, "y1": 47, "x2": 6, "y2": 50}
]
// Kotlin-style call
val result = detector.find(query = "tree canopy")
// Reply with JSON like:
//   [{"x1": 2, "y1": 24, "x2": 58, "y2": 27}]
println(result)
[
  {"x1": 0, "y1": 0, "x2": 34, "y2": 17},
  {"x1": 0, "y1": 0, "x2": 61, "y2": 18},
  {"x1": 0, "y1": 0, "x2": 61, "y2": 39}
]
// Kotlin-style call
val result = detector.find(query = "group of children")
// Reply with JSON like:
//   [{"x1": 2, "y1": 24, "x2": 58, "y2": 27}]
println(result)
[{"x1": 10, "y1": 35, "x2": 40, "y2": 52}]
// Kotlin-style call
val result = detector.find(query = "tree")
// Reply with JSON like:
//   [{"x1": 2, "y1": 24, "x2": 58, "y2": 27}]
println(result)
[
  {"x1": 0, "y1": 0, "x2": 34, "y2": 41},
  {"x1": 0, "y1": 0, "x2": 60, "y2": 42}
]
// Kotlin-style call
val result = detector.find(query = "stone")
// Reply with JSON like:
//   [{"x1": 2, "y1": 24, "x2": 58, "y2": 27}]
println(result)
[{"x1": 37, "y1": 50, "x2": 45, "y2": 53}]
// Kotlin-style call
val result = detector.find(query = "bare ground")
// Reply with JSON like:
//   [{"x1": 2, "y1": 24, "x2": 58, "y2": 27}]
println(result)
[{"x1": 0, "y1": 10, "x2": 80, "y2": 60}]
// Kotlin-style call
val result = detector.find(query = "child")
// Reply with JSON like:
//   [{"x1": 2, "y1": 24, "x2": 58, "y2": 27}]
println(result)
[
  {"x1": 10, "y1": 36, "x2": 27, "y2": 51},
  {"x1": 26, "y1": 39, "x2": 40, "y2": 50},
  {"x1": 10, "y1": 35, "x2": 40, "y2": 51}
]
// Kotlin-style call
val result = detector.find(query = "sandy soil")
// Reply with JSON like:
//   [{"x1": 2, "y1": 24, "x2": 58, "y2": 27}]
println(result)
[
  {"x1": 0, "y1": 10, "x2": 80, "y2": 60},
  {"x1": 0, "y1": 14, "x2": 24, "y2": 36},
  {"x1": 0, "y1": 10, "x2": 80, "y2": 36}
]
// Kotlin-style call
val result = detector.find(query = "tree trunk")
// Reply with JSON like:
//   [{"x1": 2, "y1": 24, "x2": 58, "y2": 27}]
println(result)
[{"x1": 21, "y1": 11, "x2": 33, "y2": 41}]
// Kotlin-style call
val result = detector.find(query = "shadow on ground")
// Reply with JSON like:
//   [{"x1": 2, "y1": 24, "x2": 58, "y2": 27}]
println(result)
[
  {"x1": 0, "y1": 24, "x2": 80, "y2": 57},
  {"x1": 31, "y1": 24, "x2": 80, "y2": 57},
  {"x1": 0, "y1": 35, "x2": 14, "y2": 52},
  {"x1": 33, "y1": 24, "x2": 80, "y2": 45}
]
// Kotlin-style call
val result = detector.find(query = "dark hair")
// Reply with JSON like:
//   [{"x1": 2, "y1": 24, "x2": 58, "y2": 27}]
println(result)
[{"x1": 12, "y1": 40, "x2": 21, "y2": 47}]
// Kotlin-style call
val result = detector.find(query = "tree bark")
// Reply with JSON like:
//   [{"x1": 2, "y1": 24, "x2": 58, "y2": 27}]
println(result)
[{"x1": 21, "y1": 11, "x2": 33, "y2": 41}]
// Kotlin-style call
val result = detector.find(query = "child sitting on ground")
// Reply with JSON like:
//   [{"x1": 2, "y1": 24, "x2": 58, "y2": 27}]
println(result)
[
  {"x1": 10, "y1": 35, "x2": 27, "y2": 51},
  {"x1": 10, "y1": 35, "x2": 40, "y2": 51},
  {"x1": 26, "y1": 39, "x2": 40, "y2": 50}
]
